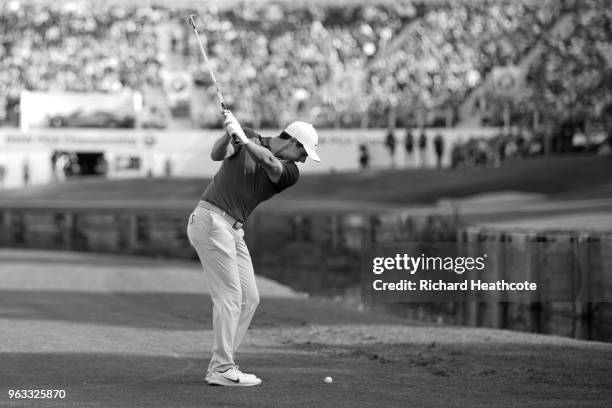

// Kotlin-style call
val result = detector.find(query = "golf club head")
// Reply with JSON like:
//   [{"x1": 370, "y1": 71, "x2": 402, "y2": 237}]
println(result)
[{"x1": 188, "y1": 15, "x2": 196, "y2": 30}]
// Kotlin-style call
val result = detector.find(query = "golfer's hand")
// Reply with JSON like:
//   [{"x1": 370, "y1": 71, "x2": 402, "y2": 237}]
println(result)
[{"x1": 223, "y1": 110, "x2": 249, "y2": 145}]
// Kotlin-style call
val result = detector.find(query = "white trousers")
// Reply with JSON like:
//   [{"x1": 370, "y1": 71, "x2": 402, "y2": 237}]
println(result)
[{"x1": 187, "y1": 205, "x2": 260, "y2": 373}]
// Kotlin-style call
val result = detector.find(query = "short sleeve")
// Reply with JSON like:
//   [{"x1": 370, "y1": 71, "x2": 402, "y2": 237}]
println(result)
[{"x1": 273, "y1": 161, "x2": 299, "y2": 192}]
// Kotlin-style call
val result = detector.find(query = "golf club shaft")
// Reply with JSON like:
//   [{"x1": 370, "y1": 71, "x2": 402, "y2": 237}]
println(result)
[{"x1": 188, "y1": 15, "x2": 227, "y2": 112}]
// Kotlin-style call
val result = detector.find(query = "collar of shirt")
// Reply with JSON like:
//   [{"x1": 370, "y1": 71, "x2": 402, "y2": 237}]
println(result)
[{"x1": 260, "y1": 136, "x2": 272, "y2": 150}]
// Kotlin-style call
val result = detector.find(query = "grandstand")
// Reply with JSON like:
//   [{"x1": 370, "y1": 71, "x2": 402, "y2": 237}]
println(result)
[{"x1": 0, "y1": 0, "x2": 610, "y2": 172}]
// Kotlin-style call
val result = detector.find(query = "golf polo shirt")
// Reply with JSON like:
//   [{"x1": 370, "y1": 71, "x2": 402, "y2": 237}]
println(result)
[{"x1": 201, "y1": 128, "x2": 299, "y2": 223}]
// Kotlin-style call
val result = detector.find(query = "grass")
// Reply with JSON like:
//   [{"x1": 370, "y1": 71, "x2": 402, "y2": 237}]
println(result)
[
  {"x1": 1, "y1": 250, "x2": 611, "y2": 408},
  {"x1": 2, "y1": 154, "x2": 611, "y2": 205}
]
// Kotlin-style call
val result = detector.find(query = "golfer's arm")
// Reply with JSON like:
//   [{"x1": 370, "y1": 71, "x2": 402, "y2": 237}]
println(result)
[
  {"x1": 210, "y1": 133, "x2": 236, "y2": 161},
  {"x1": 244, "y1": 142, "x2": 283, "y2": 182}
]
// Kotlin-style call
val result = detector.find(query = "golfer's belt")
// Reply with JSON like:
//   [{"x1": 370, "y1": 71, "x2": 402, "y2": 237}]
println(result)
[{"x1": 198, "y1": 200, "x2": 244, "y2": 229}]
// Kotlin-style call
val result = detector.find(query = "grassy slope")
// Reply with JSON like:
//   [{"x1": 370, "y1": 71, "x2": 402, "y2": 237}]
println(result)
[
  {"x1": 287, "y1": 154, "x2": 612, "y2": 203},
  {"x1": 3, "y1": 154, "x2": 611, "y2": 205}
]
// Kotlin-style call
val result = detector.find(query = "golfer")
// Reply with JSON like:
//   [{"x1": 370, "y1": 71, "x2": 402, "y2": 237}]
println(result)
[{"x1": 187, "y1": 111, "x2": 320, "y2": 386}]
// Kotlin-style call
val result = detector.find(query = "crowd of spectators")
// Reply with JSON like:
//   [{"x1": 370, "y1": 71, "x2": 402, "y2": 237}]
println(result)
[
  {"x1": 449, "y1": 124, "x2": 610, "y2": 169},
  {"x1": 367, "y1": 0, "x2": 564, "y2": 121},
  {"x1": 0, "y1": 0, "x2": 609, "y2": 131},
  {"x1": 526, "y1": 0, "x2": 612, "y2": 123},
  {"x1": 450, "y1": 131, "x2": 535, "y2": 169},
  {"x1": 0, "y1": 1, "x2": 165, "y2": 124},
  {"x1": 175, "y1": 2, "x2": 417, "y2": 127}
]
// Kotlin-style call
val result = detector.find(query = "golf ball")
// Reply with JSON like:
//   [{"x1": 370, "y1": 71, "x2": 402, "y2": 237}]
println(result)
[{"x1": 324, "y1": 376, "x2": 333, "y2": 383}]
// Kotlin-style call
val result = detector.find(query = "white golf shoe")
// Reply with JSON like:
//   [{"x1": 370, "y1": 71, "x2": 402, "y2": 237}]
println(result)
[{"x1": 206, "y1": 366, "x2": 262, "y2": 386}]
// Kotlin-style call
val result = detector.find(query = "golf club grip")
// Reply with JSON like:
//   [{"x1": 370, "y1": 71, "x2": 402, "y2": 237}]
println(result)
[
  {"x1": 221, "y1": 107, "x2": 240, "y2": 144},
  {"x1": 228, "y1": 128, "x2": 240, "y2": 144}
]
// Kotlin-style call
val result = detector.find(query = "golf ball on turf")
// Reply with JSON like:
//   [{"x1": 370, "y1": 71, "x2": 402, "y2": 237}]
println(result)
[{"x1": 324, "y1": 376, "x2": 333, "y2": 383}]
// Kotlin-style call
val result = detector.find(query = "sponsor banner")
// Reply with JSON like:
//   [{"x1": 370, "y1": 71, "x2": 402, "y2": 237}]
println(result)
[
  {"x1": 0, "y1": 127, "x2": 503, "y2": 188},
  {"x1": 362, "y1": 241, "x2": 611, "y2": 302},
  {"x1": 490, "y1": 65, "x2": 525, "y2": 97},
  {"x1": 161, "y1": 70, "x2": 193, "y2": 117},
  {"x1": 1, "y1": 130, "x2": 141, "y2": 151},
  {"x1": 20, "y1": 91, "x2": 137, "y2": 131},
  {"x1": 0, "y1": 129, "x2": 213, "y2": 153},
  {"x1": 329, "y1": 67, "x2": 365, "y2": 104}
]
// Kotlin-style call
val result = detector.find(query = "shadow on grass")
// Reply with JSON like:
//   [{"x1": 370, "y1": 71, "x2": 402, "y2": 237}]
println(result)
[
  {"x1": 0, "y1": 290, "x2": 402, "y2": 330},
  {"x1": 0, "y1": 351, "x2": 411, "y2": 408},
  {"x1": 1, "y1": 346, "x2": 610, "y2": 408}
]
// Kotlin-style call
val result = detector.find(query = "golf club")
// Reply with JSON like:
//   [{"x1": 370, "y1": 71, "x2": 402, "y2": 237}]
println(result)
[{"x1": 188, "y1": 14, "x2": 227, "y2": 113}]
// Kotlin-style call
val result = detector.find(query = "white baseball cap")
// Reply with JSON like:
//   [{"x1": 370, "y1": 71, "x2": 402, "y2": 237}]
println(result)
[{"x1": 284, "y1": 121, "x2": 321, "y2": 162}]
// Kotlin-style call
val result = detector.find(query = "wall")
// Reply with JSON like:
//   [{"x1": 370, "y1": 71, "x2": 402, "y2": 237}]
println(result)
[
  {"x1": 2, "y1": 203, "x2": 608, "y2": 341},
  {"x1": 0, "y1": 127, "x2": 501, "y2": 189},
  {"x1": 0, "y1": 203, "x2": 458, "y2": 296},
  {"x1": 455, "y1": 226, "x2": 612, "y2": 342}
]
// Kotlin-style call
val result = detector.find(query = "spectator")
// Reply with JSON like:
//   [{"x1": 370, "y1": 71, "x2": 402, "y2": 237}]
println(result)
[
  {"x1": 451, "y1": 140, "x2": 463, "y2": 169},
  {"x1": 67, "y1": 153, "x2": 81, "y2": 177},
  {"x1": 433, "y1": 132, "x2": 444, "y2": 169},
  {"x1": 164, "y1": 156, "x2": 173, "y2": 177},
  {"x1": 358, "y1": 143, "x2": 370, "y2": 170},
  {"x1": 529, "y1": 132, "x2": 545, "y2": 156},
  {"x1": 504, "y1": 139, "x2": 519, "y2": 159},
  {"x1": 22, "y1": 158, "x2": 30, "y2": 187},
  {"x1": 516, "y1": 131, "x2": 526, "y2": 157},
  {"x1": 0, "y1": 163, "x2": 6, "y2": 188},
  {"x1": 600, "y1": 103, "x2": 612, "y2": 154},
  {"x1": 385, "y1": 129, "x2": 396, "y2": 168},
  {"x1": 418, "y1": 130, "x2": 428, "y2": 167},
  {"x1": 53, "y1": 153, "x2": 70, "y2": 181},
  {"x1": 94, "y1": 155, "x2": 109, "y2": 176},
  {"x1": 404, "y1": 127, "x2": 414, "y2": 167}
]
